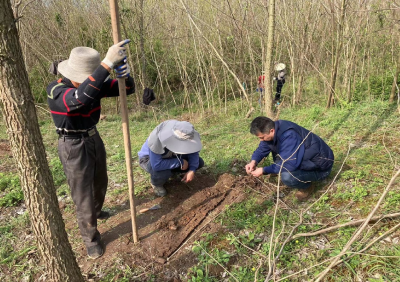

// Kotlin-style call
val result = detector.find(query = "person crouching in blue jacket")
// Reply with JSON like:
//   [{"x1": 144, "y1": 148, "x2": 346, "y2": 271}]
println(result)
[
  {"x1": 245, "y1": 117, "x2": 334, "y2": 201},
  {"x1": 138, "y1": 120, "x2": 204, "y2": 197}
]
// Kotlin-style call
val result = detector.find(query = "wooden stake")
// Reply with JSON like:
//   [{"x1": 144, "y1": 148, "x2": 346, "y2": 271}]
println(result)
[{"x1": 108, "y1": 0, "x2": 138, "y2": 243}]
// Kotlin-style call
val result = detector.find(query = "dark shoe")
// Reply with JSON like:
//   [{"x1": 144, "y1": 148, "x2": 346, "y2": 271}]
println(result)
[
  {"x1": 87, "y1": 244, "x2": 104, "y2": 259},
  {"x1": 151, "y1": 184, "x2": 167, "y2": 197},
  {"x1": 295, "y1": 184, "x2": 315, "y2": 201},
  {"x1": 97, "y1": 210, "x2": 110, "y2": 220}
]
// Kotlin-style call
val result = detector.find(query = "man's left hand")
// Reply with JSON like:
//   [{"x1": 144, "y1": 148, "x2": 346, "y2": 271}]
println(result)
[
  {"x1": 250, "y1": 167, "x2": 264, "y2": 177},
  {"x1": 182, "y1": 171, "x2": 195, "y2": 183}
]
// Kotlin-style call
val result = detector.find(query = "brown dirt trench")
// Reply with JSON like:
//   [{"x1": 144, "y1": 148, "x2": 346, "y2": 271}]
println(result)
[{"x1": 74, "y1": 173, "x2": 270, "y2": 280}]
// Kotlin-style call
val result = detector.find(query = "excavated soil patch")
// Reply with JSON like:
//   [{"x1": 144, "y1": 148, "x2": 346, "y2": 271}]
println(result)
[{"x1": 69, "y1": 173, "x2": 274, "y2": 281}]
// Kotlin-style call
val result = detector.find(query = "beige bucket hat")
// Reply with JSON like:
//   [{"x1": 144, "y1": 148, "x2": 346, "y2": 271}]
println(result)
[
  {"x1": 275, "y1": 63, "x2": 286, "y2": 71},
  {"x1": 57, "y1": 47, "x2": 101, "y2": 83}
]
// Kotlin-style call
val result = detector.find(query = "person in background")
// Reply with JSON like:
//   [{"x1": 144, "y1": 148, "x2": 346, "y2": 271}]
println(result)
[
  {"x1": 245, "y1": 116, "x2": 334, "y2": 201},
  {"x1": 273, "y1": 63, "x2": 286, "y2": 102},
  {"x1": 138, "y1": 120, "x2": 204, "y2": 197},
  {"x1": 257, "y1": 71, "x2": 266, "y2": 107},
  {"x1": 47, "y1": 39, "x2": 135, "y2": 259},
  {"x1": 258, "y1": 71, "x2": 265, "y2": 93}
]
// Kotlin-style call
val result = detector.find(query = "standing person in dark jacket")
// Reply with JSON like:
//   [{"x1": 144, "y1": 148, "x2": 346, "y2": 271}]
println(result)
[
  {"x1": 47, "y1": 40, "x2": 135, "y2": 259},
  {"x1": 245, "y1": 117, "x2": 334, "y2": 201},
  {"x1": 138, "y1": 120, "x2": 204, "y2": 197},
  {"x1": 273, "y1": 63, "x2": 286, "y2": 102}
]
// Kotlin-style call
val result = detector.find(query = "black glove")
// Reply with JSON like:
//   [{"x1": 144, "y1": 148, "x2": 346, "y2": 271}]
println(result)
[{"x1": 143, "y1": 88, "x2": 156, "y2": 105}]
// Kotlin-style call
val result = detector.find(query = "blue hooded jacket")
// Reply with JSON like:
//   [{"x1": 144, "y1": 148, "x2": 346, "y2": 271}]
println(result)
[{"x1": 251, "y1": 120, "x2": 334, "y2": 174}]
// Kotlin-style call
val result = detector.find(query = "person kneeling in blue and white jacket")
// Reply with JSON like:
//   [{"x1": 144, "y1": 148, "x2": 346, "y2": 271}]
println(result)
[{"x1": 138, "y1": 120, "x2": 204, "y2": 197}]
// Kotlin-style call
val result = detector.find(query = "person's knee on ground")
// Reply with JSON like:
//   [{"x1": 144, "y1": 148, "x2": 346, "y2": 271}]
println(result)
[
  {"x1": 280, "y1": 171, "x2": 307, "y2": 188},
  {"x1": 281, "y1": 172, "x2": 315, "y2": 201}
]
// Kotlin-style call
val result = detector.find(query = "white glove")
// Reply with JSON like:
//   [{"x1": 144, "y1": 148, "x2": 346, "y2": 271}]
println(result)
[
  {"x1": 102, "y1": 39, "x2": 130, "y2": 69},
  {"x1": 115, "y1": 61, "x2": 130, "y2": 78}
]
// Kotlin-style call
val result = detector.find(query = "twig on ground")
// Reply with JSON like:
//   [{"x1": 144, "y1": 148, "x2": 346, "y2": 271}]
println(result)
[
  {"x1": 243, "y1": 181, "x2": 297, "y2": 213},
  {"x1": 271, "y1": 221, "x2": 287, "y2": 281},
  {"x1": 254, "y1": 259, "x2": 263, "y2": 282},
  {"x1": 264, "y1": 143, "x2": 352, "y2": 282},
  {"x1": 314, "y1": 167, "x2": 400, "y2": 282},
  {"x1": 291, "y1": 212, "x2": 400, "y2": 240},
  {"x1": 197, "y1": 244, "x2": 239, "y2": 282},
  {"x1": 277, "y1": 220, "x2": 400, "y2": 281},
  {"x1": 382, "y1": 131, "x2": 395, "y2": 166},
  {"x1": 336, "y1": 221, "x2": 400, "y2": 268},
  {"x1": 266, "y1": 169, "x2": 283, "y2": 280},
  {"x1": 265, "y1": 127, "x2": 321, "y2": 281},
  {"x1": 228, "y1": 232, "x2": 267, "y2": 259},
  {"x1": 346, "y1": 252, "x2": 400, "y2": 258},
  {"x1": 276, "y1": 256, "x2": 336, "y2": 281}
]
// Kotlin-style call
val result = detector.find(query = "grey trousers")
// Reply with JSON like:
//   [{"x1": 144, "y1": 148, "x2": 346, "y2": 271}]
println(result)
[
  {"x1": 58, "y1": 132, "x2": 108, "y2": 247},
  {"x1": 139, "y1": 156, "x2": 204, "y2": 186}
]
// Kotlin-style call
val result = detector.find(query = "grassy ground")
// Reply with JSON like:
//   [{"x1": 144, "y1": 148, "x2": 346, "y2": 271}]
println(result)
[{"x1": 1, "y1": 95, "x2": 400, "y2": 281}]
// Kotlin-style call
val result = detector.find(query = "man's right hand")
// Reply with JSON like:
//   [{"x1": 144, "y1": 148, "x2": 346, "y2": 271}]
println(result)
[
  {"x1": 115, "y1": 62, "x2": 130, "y2": 78},
  {"x1": 102, "y1": 39, "x2": 130, "y2": 69},
  {"x1": 245, "y1": 160, "x2": 257, "y2": 175},
  {"x1": 181, "y1": 159, "x2": 189, "y2": 170}
]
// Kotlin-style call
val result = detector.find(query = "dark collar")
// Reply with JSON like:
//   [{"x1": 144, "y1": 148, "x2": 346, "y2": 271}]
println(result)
[{"x1": 61, "y1": 77, "x2": 75, "y2": 88}]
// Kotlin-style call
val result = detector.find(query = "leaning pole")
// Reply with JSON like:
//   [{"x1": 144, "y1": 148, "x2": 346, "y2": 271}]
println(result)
[{"x1": 108, "y1": 0, "x2": 139, "y2": 243}]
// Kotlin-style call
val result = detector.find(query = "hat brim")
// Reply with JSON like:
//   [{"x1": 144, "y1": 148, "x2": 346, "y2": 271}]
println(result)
[
  {"x1": 57, "y1": 60, "x2": 97, "y2": 83},
  {"x1": 275, "y1": 63, "x2": 286, "y2": 71},
  {"x1": 158, "y1": 120, "x2": 202, "y2": 154}
]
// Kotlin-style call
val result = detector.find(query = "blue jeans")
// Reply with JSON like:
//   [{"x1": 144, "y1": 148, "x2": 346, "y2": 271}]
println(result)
[
  {"x1": 280, "y1": 167, "x2": 333, "y2": 189},
  {"x1": 139, "y1": 156, "x2": 204, "y2": 186}
]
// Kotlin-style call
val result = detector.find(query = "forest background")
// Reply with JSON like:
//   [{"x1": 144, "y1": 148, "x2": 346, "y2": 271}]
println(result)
[
  {"x1": 18, "y1": 0, "x2": 400, "y2": 109},
  {"x1": 1, "y1": 0, "x2": 400, "y2": 281}
]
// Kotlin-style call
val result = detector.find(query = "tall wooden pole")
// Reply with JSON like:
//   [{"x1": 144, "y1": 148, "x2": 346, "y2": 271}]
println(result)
[
  {"x1": 264, "y1": 0, "x2": 275, "y2": 118},
  {"x1": 108, "y1": 0, "x2": 138, "y2": 243}
]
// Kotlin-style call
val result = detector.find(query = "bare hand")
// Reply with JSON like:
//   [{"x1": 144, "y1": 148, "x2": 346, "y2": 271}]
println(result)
[
  {"x1": 245, "y1": 161, "x2": 257, "y2": 175},
  {"x1": 250, "y1": 167, "x2": 264, "y2": 177},
  {"x1": 181, "y1": 159, "x2": 189, "y2": 170},
  {"x1": 182, "y1": 171, "x2": 195, "y2": 183}
]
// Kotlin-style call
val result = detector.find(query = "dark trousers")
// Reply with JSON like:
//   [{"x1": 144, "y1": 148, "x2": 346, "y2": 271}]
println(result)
[
  {"x1": 58, "y1": 132, "x2": 108, "y2": 247},
  {"x1": 139, "y1": 156, "x2": 204, "y2": 186},
  {"x1": 275, "y1": 79, "x2": 285, "y2": 100},
  {"x1": 280, "y1": 166, "x2": 332, "y2": 189}
]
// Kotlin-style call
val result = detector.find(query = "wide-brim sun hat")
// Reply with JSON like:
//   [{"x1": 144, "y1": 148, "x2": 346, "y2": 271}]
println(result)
[
  {"x1": 275, "y1": 63, "x2": 286, "y2": 71},
  {"x1": 57, "y1": 47, "x2": 101, "y2": 83},
  {"x1": 151, "y1": 120, "x2": 202, "y2": 154}
]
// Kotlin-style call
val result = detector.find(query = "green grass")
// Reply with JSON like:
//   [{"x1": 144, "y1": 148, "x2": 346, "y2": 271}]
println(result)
[
  {"x1": 0, "y1": 173, "x2": 23, "y2": 207},
  {"x1": 1, "y1": 95, "x2": 400, "y2": 281}
]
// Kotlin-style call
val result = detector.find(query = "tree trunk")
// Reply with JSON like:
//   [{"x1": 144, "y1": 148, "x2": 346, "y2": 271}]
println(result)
[
  {"x1": 327, "y1": 0, "x2": 346, "y2": 108},
  {"x1": 0, "y1": 1, "x2": 84, "y2": 281},
  {"x1": 264, "y1": 0, "x2": 275, "y2": 118},
  {"x1": 139, "y1": 0, "x2": 146, "y2": 87},
  {"x1": 389, "y1": 40, "x2": 400, "y2": 103}
]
